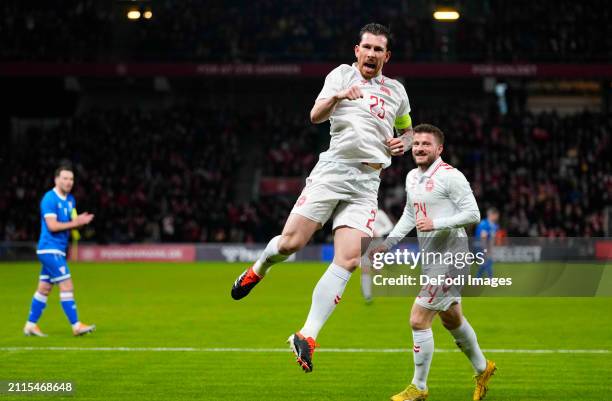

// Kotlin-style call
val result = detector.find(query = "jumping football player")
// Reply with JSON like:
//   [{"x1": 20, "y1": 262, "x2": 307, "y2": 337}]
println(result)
[
  {"x1": 23, "y1": 164, "x2": 96, "y2": 337},
  {"x1": 231, "y1": 23, "x2": 413, "y2": 372}
]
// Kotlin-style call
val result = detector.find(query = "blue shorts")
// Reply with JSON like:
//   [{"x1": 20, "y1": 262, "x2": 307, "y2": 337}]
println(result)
[{"x1": 37, "y1": 253, "x2": 72, "y2": 284}]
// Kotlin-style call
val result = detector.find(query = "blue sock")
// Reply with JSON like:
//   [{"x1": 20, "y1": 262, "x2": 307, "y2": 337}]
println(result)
[
  {"x1": 60, "y1": 292, "x2": 79, "y2": 325},
  {"x1": 28, "y1": 292, "x2": 48, "y2": 323},
  {"x1": 476, "y1": 264, "x2": 486, "y2": 278},
  {"x1": 477, "y1": 261, "x2": 493, "y2": 278},
  {"x1": 486, "y1": 263, "x2": 494, "y2": 278}
]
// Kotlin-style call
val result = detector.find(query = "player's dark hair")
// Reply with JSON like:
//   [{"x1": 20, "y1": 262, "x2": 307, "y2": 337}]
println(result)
[
  {"x1": 359, "y1": 23, "x2": 392, "y2": 50},
  {"x1": 413, "y1": 123, "x2": 445, "y2": 145},
  {"x1": 55, "y1": 163, "x2": 74, "y2": 177},
  {"x1": 488, "y1": 207, "x2": 499, "y2": 215}
]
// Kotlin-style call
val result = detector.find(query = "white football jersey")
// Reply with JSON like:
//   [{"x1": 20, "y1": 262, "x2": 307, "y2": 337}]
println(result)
[
  {"x1": 316, "y1": 63, "x2": 411, "y2": 168},
  {"x1": 385, "y1": 157, "x2": 480, "y2": 249}
]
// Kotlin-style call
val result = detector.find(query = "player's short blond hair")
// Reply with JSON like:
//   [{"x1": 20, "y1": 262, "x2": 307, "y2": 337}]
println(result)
[{"x1": 414, "y1": 123, "x2": 444, "y2": 145}]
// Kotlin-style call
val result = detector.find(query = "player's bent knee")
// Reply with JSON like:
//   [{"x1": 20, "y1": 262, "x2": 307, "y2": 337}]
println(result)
[
  {"x1": 410, "y1": 316, "x2": 429, "y2": 330},
  {"x1": 37, "y1": 283, "x2": 52, "y2": 296},
  {"x1": 278, "y1": 234, "x2": 305, "y2": 255}
]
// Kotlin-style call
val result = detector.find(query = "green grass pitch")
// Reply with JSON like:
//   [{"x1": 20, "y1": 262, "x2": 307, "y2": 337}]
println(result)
[{"x1": 1, "y1": 261, "x2": 611, "y2": 400}]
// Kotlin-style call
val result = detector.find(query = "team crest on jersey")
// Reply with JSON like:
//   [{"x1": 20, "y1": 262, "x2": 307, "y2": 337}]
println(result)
[
  {"x1": 377, "y1": 77, "x2": 391, "y2": 95},
  {"x1": 296, "y1": 196, "x2": 307, "y2": 207},
  {"x1": 68, "y1": 201, "x2": 73, "y2": 208},
  {"x1": 425, "y1": 178, "x2": 435, "y2": 192}
]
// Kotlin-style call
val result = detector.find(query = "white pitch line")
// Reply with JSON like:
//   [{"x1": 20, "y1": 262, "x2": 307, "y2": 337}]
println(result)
[{"x1": 0, "y1": 346, "x2": 609, "y2": 354}]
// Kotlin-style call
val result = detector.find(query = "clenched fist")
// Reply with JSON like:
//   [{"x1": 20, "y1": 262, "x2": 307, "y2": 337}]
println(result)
[{"x1": 335, "y1": 85, "x2": 364, "y2": 101}]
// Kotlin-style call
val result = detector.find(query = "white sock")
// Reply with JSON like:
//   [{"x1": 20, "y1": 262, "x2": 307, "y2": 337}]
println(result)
[
  {"x1": 252, "y1": 235, "x2": 288, "y2": 277},
  {"x1": 450, "y1": 318, "x2": 487, "y2": 373},
  {"x1": 300, "y1": 263, "x2": 351, "y2": 339},
  {"x1": 361, "y1": 270, "x2": 372, "y2": 301},
  {"x1": 411, "y1": 328, "x2": 434, "y2": 391}
]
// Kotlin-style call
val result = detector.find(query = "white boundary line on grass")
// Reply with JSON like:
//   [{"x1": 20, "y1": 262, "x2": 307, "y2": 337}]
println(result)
[{"x1": 0, "y1": 346, "x2": 609, "y2": 354}]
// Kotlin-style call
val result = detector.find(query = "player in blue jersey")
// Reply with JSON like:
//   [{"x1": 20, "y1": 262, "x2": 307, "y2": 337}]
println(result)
[
  {"x1": 23, "y1": 164, "x2": 96, "y2": 337},
  {"x1": 475, "y1": 207, "x2": 500, "y2": 279}
]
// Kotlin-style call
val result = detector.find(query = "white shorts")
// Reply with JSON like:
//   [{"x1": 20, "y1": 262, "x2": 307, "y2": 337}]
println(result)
[
  {"x1": 415, "y1": 291, "x2": 461, "y2": 312},
  {"x1": 290, "y1": 160, "x2": 381, "y2": 236},
  {"x1": 414, "y1": 264, "x2": 463, "y2": 311}
]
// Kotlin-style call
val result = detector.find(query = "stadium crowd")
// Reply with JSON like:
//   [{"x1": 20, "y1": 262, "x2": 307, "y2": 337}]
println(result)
[
  {"x1": 1, "y1": 0, "x2": 610, "y2": 62},
  {"x1": 258, "y1": 107, "x2": 610, "y2": 240},
  {"x1": 380, "y1": 107, "x2": 610, "y2": 238},
  {"x1": 0, "y1": 107, "x2": 242, "y2": 243},
  {"x1": 0, "y1": 104, "x2": 609, "y2": 244}
]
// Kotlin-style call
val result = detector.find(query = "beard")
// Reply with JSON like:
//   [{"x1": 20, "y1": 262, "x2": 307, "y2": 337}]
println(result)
[{"x1": 413, "y1": 153, "x2": 436, "y2": 168}]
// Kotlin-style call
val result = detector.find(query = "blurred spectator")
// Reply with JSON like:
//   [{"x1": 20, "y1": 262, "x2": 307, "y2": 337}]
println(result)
[
  {"x1": 0, "y1": 105, "x2": 609, "y2": 244},
  {"x1": 256, "y1": 107, "x2": 611, "y2": 240},
  {"x1": 0, "y1": 106, "x2": 241, "y2": 243}
]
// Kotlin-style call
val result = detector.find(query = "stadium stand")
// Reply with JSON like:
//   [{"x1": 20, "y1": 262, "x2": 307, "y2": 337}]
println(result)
[
  {"x1": 1, "y1": 0, "x2": 610, "y2": 62},
  {"x1": 1, "y1": 104, "x2": 608, "y2": 243}
]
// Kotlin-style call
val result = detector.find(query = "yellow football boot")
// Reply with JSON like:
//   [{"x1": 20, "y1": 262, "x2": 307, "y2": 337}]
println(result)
[
  {"x1": 390, "y1": 384, "x2": 428, "y2": 401},
  {"x1": 473, "y1": 360, "x2": 497, "y2": 400}
]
